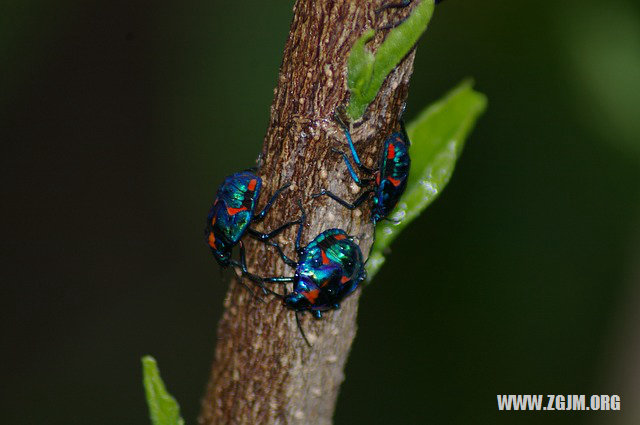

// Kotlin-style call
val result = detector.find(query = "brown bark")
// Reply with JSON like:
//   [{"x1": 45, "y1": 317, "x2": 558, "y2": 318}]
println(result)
[{"x1": 199, "y1": 1, "x2": 416, "y2": 424}]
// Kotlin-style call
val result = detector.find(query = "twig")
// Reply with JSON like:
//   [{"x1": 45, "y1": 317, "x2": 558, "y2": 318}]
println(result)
[{"x1": 199, "y1": 1, "x2": 417, "y2": 423}]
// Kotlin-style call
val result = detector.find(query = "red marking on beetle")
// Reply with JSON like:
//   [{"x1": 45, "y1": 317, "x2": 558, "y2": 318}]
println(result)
[
  {"x1": 248, "y1": 179, "x2": 257, "y2": 191},
  {"x1": 303, "y1": 289, "x2": 319, "y2": 303},
  {"x1": 375, "y1": 172, "x2": 381, "y2": 185},
  {"x1": 320, "y1": 279, "x2": 330, "y2": 288},
  {"x1": 340, "y1": 276, "x2": 349, "y2": 284},
  {"x1": 334, "y1": 234, "x2": 347, "y2": 240},
  {"x1": 208, "y1": 232, "x2": 216, "y2": 249},
  {"x1": 321, "y1": 250, "x2": 330, "y2": 265},
  {"x1": 387, "y1": 177, "x2": 402, "y2": 187},
  {"x1": 226, "y1": 206, "x2": 248, "y2": 215},
  {"x1": 211, "y1": 216, "x2": 217, "y2": 227},
  {"x1": 387, "y1": 143, "x2": 396, "y2": 159},
  {"x1": 213, "y1": 198, "x2": 218, "y2": 206}
]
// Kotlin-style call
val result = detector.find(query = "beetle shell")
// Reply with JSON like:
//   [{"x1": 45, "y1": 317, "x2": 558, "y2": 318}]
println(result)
[
  {"x1": 285, "y1": 229, "x2": 365, "y2": 313},
  {"x1": 205, "y1": 171, "x2": 262, "y2": 265},
  {"x1": 372, "y1": 132, "x2": 410, "y2": 223}
]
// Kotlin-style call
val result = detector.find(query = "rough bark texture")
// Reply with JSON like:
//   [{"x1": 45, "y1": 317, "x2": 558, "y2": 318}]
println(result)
[{"x1": 199, "y1": 1, "x2": 416, "y2": 424}]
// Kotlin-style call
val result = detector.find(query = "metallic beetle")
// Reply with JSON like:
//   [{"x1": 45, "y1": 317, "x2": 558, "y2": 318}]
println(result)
[
  {"x1": 205, "y1": 170, "x2": 297, "y2": 267},
  {"x1": 313, "y1": 116, "x2": 411, "y2": 225}
]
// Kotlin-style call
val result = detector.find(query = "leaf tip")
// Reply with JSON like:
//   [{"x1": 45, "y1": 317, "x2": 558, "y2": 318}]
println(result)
[
  {"x1": 142, "y1": 355, "x2": 156, "y2": 368},
  {"x1": 142, "y1": 355, "x2": 185, "y2": 425},
  {"x1": 457, "y1": 78, "x2": 488, "y2": 111}
]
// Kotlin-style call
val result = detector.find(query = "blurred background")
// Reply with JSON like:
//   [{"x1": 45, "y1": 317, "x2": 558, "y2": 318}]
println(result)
[{"x1": 3, "y1": 0, "x2": 640, "y2": 423}]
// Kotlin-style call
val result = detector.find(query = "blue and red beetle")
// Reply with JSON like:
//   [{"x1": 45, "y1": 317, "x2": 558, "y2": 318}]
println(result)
[
  {"x1": 313, "y1": 115, "x2": 411, "y2": 224},
  {"x1": 277, "y1": 229, "x2": 365, "y2": 318},
  {"x1": 239, "y1": 204, "x2": 366, "y2": 345},
  {"x1": 205, "y1": 170, "x2": 299, "y2": 268}
]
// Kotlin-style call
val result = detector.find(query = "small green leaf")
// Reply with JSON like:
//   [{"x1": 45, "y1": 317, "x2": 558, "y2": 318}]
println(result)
[
  {"x1": 347, "y1": 0, "x2": 436, "y2": 120},
  {"x1": 142, "y1": 356, "x2": 185, "y2": 425},
  {"x1": 347, "y1": 29, "x2": 376, "y2": 107},
  {"x1": 366, "y1": 79, "x2": 487, "y2": 281}
]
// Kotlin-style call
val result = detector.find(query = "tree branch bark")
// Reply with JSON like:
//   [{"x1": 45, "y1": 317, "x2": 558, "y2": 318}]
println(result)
[{"x1": 199, "y1": 1, "x2": 416, "y2": 423}]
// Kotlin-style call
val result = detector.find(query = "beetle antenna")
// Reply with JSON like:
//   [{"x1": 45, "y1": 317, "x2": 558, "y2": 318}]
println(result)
[{"x1": 296, "y1": 312, "x2": 312, "y2": 347}]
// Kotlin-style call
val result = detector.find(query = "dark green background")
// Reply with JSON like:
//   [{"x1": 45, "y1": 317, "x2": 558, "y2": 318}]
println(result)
[{"x1": 4, "y1": 0, "x2": 640, "y2": 424}]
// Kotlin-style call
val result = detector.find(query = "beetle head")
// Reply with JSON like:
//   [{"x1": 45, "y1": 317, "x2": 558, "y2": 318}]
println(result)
[
  {"x1": 211, "y1": 243, "x2": 231, "y2": 266},
  {"x1": 284, "y1": 292, "x2": 311, "y2": 312}
]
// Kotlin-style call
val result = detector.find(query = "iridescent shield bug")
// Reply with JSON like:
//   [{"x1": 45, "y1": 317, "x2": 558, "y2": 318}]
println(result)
[
  {"x1": 205, "y1": 170, "x2": 299, "y2": 268},
  {"x1": 239, "y1": 204, "x2": 366, "y2": 345},
  {"x1": 313, "y1": 114, "x2": 411, "y2": 225}
]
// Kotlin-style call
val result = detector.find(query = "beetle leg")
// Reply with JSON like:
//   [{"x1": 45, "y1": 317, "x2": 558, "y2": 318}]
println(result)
[
  {"x1": 376, "y1": 1, "x2": 411, "y2": 31},
  {"x1": 331, "y1": 148, "x2": 375, "y2": 186},
  {"x1": 261, "y1": 276, "x2": 295, "y2": 284},
  {"x1": 239, "y1": 242, "x2": 294, "y2": 284},
  {"x1": 376, "y1": 0, "x2": 421, "y2": 31},
  {"x1": 229, "y1": 242, "x2": 270, "y2": 298},
  {"x1": 248, "y1": 216, "x2": 301, "y2": 242},
  {"x1": 233, "y1": 242, "x2": 288, "y2": 298},
  {"x1": 228, "y1": 268, "x2": 266, "y2": 302},
  {"x1": 253, "y1": 182, "x2": 292, "y2": 222},
  {"x1": 333, "y1": 113, "x2": 376, "y2": 175},
  {"x1": 311, "y1": 189, "x2": 374, "y2": 210},
  {"x1": 263, "y1": 240, "x2": 298, "y2": 269},
  {"x1": 375, "y1": 0, "x2": 412, "y2": 13},
  {"x1": 242, "y1": 268, "x2": 294, "y2": 296},
  {"x1": 376, "y1": 0, "x2": 444, "y2": 29},
  {"x1": 333, "y1": 112, "x2": 363, "y2": 167},
  {"x1": 228, "y1": 267, "x2": 264, "y2": 301}
]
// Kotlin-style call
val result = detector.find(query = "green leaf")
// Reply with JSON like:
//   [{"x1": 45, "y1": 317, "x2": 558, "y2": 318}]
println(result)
[
  {"x1": 142, "y1": 356, "x2": 185, "y2": 425},
  {"x1": 347, "y1": 0, "x2": 436, "y2": 120},
  {"x1": 366, "y1": 79, "x2": 487, "y2": 281}
]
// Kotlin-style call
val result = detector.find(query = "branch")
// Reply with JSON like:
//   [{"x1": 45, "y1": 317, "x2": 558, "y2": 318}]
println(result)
[{"x1": 199, "y1": 1, "x2": 422, "y2": 423}]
